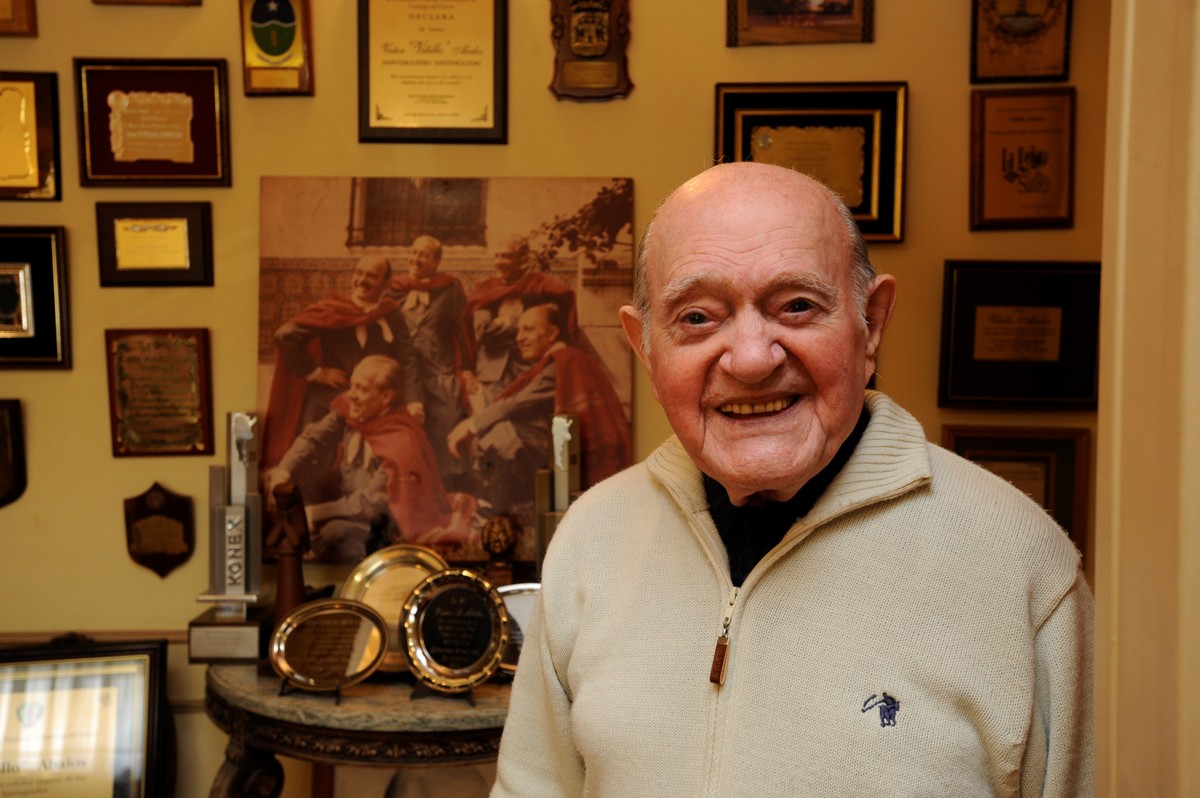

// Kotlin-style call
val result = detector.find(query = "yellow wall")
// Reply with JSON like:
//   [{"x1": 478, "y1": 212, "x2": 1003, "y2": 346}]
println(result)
[{"x1": 0, "y1": 2, "x2": 1109, "y2": 795}]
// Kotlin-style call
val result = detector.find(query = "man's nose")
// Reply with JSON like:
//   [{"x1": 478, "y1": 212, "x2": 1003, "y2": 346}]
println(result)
[{"x1": 718, "y1": 312, "x2": 785, "y2": 383}]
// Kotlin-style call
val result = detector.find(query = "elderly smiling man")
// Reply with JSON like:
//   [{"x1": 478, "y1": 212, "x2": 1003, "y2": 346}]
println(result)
[{"x1": 491, "y1": 163, "x2": 1093, "y2": 798}]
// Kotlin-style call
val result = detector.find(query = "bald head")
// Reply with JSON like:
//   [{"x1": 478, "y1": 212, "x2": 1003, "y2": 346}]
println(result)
[{"x1": 632, "y1": 164, "x2": 875, "y2": 343}]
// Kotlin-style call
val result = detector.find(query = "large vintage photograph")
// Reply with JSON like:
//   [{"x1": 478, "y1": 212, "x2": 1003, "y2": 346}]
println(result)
[{"x1": 256, "y1": 177, "x2": 634, "y2": 570}]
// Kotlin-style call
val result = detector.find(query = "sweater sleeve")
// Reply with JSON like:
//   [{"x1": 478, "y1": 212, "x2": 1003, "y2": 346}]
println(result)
[
  {"x1": 491, "y1": 589, "x2": 585, "y2": 798},
  {"x1": 1022, "y1": 570, "x2": 1094, "y2": 797}
]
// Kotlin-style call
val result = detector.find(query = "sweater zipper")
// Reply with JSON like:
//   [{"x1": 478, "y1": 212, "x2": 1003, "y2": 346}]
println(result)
[{"x1": 709, "y1": 586, "x2": 739, "y2": 685}]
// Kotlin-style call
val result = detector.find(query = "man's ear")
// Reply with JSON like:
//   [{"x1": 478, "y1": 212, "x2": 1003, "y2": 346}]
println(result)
[
  {"x1": 862, "y1": 274, "x2": 897, "y2": 383},
  {"x1": 619, "y1": 304, "x2": 660, "y2": 401}
]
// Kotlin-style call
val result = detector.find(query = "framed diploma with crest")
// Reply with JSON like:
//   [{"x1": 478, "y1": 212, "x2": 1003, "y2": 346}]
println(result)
[
  {"x1": 73, "y1": 59, "x2": 231, "y2": 187},
  {"x1": 358, "y1": 0, "x2": 508, "y2": 143},
  {"x1": 971, "y1": 0, "x2": 1072, "y2": 83},
  {"x1": 0, "y1": 636, "x2": 172, "y2": 798}
]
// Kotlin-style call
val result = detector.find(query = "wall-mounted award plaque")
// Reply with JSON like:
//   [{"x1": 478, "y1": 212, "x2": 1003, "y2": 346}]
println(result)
[
  {"x1": 338, "y1": 544, "x2": 448, "y2": 673},
  {"x1": 238, "y1": 0, "x2": 314, "y2": 96},
  {"x1": 270, "y1": 598, "x2": 389, "y2": 692},
  {"x1": 401, "y1": 569, "x2": 509, "y2": 694},
  {"x1": 549, "y1": 0, "x2": 632, "y2": 101}
]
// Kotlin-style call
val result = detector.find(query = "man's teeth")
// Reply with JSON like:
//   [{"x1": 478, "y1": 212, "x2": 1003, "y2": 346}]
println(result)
[{"x1": 720, "y1": 398, "x2": 791, "y2": 415}]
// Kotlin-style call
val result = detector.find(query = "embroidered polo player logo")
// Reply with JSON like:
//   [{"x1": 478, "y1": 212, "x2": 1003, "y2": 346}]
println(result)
[{"x1": 862, "y1": 693, "x2": 899, "y2": 727}]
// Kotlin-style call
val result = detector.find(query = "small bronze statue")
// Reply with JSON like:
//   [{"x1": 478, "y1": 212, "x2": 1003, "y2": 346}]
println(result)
[
  {"x1": 266, "y1": 481, "x2": 309, "y2": 632},
  {"x1": 480, "y1": 513, "x2": 520, "y2": 587}
]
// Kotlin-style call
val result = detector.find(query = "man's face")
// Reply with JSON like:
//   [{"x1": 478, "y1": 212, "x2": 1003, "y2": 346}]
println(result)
[
  {"x1": 347, "y1": 367, "x2": 394, "y2": 422},
  {"x1": 351, "y1": 258, "x2": 389, "y2": 304},
  {"x1": 408, "y1": 239, "x2": 441, "y2": 280},
  {"x1": 621, "y1": 165, "x2": 894, "y2": 505},
  {"x1": 516, "y1": 309, "x2": 559, "y2": 362},
  {"x1": 494, "y1": 240, "x2": 529, "y2": 282}
]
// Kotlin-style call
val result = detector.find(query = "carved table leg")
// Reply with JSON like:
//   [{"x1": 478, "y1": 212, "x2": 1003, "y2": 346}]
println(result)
[{"x1": 209, "y1": 737, "x2": 285, "y2": 798}]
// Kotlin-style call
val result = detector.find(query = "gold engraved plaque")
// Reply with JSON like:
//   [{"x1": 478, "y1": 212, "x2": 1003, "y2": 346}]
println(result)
[
  {"x1": 973, "y1": 305, "x2": 1062, "y2": 361},
  {"x1": 0, "y1": 81, "x2": 38, "y2": 189},
  {"x1": 270, "y1": 598, "x2": 388, "y2": 691},
  {"x1": 107, "y1": 90, "x2": 194, "y2": 164},
  {"x1": 113, "y1": 217, "x2": 190, "y2": 271},
  {"x1": 750, "y1": 123, "x2": 868, "y2": 208}
]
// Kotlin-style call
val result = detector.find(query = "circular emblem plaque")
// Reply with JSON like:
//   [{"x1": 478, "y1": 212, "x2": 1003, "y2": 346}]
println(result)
[{"x1": 401, "y1": 569, "x2": 509, "y2": 694}]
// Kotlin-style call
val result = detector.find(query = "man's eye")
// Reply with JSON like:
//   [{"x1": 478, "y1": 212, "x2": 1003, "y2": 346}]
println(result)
[
  {"x1": 786, "y1": 299, "x2": 815, "y2": 313},
  {"x1": 682, "y1": 311, "x2": 708, "y2": 325}
]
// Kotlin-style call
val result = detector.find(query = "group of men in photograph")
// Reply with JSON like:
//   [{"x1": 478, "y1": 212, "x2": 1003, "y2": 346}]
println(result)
[{"x1": 261, "y1": 233, "x2": 629, "y2": 562}]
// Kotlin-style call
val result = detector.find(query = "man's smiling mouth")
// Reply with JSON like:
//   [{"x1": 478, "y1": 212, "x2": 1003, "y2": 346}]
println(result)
[{"x1": 718, "y1": 397, "x2": 796, "y2": 417}]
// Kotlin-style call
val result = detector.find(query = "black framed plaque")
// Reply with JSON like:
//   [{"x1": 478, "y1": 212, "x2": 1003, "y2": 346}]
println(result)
[
  {"x1": 0, "y1": 226, "x2": 70, "y2": 369},
  {"x1": 74, "y1": 58, "x2": 231, "y2": 187},
  {"x1": 716, "y1": 81, "x2": 907, "y2": 242},
  {"x1": 401, "y1": 568, "x2": 508, "y2": 694},
  {"x1": 938, "y1": 260, "x2": 1100, "y2": 409},
  {"x1": 96, "y1": 202, "x2": 213, "y2": 287}
]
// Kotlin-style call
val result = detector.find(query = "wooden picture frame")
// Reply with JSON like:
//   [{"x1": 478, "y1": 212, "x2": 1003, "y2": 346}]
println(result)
[
  {"x1": 970, "y1": 87, "x2": 1075, "y2": 230},
  {"x1": 357, "y1": 0, "x2": 508, "y2": 144},
  {"x1": 939, "y1": 259, "x2": 1100, "y2": 409},
  {"x1": 74, "y1": 58, "x2": 231, "y2": 187},
  {"x1": 0, "y1": 0, "x2": 37, "y2": 36},
  {"x1": 0, "y1": 636, "x2": 173, "y2": 797},
  {"x1": 0, "y1": 398, "x2": 27, "y2": 507},
  {"x1": 971, "y1": 0, "x2": 1072, "y2": 83},
  {"x1": 726, "y1": 0, "x2": 873, "y2": 47},
  {"x1": 93, "y1": 0, "x2": 199, "y2": 4},
  {"x1": 105, "y1": 327, "x2": 214, "y2": 456},
  {"x1": 0, "y1": 226, "x2": 70, "y2": 369},
  {"x1": 0, "y1": 72, "x2": 61, "y2": 201},
  {"x1": 239, "y1": 0, "x2": 314, "y2": 96},
  {"x1": 716, "y1": 81, "x2": 907, "y2": 241},
  {"x1": 942, "y1": 425, "x2": 1089, "y2": 559},
  {"x1": 96, "y1": 202, "x2": 213, "y2": 287}
]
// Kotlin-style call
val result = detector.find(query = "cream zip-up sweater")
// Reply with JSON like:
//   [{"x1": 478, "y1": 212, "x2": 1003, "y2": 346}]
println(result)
[{"x1": 492, "y1": 392, "x2": 1093, "y2": 797}]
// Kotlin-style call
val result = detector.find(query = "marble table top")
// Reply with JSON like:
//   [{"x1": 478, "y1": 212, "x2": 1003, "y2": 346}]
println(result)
[{"x1": 207, "y1": 664, "x2": 510, "y2": 733}]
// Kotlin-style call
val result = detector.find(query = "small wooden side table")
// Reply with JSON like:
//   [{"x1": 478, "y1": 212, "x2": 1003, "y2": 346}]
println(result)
[{"x1": 204, "y1": 664, "x2": 510, "y2": 798}]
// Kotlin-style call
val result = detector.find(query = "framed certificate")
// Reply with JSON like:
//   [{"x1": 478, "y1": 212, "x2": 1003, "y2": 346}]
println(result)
[
  {"x1": 970, "y1": 87, "x2": 1075, "y2": 230},
  {"x1": 942, "y1": 425, "x2": 1089, "y2": 559},
  {"x1": 716, "y1": 82, "x2": 907, "y2": 242},
  {"x1": 727, "y1": 0, "x2": 873, "y2": 47},
  {"x1": 358, "y1": 0, "x2": 508, "y2": 143},
  {"x1": 0, "y1": 636, "x2": 172, "y2": 798},
  {"x1": 971, "y1": 0, "x2": 1072, "y2": 83},
  {"x1": 239, "y1": 0, "x2": 314, "y2": 96},
  {"x1": 104, "y1": 327, "x2": 214, "y2": 456},
  {"x1": 0, "y1": 72, "x2": 61, "y2": 201},
  {"x1": 938, "y1": 260, "x2": 1100, "y2": 409},
  {"x1": 74, "y1": 58, "x2": 232, "y2": 187},
  {"x1": 96, "y1": 202, "x2": 213, "y2": 287},
  {"x1": 0, "y1": 226, "x2": 70, "y2": 370}
]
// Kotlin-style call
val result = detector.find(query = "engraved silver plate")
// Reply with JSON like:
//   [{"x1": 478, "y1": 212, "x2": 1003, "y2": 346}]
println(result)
[{"x1": 497, "y1": 582, "x2": 539, "y2": 674}]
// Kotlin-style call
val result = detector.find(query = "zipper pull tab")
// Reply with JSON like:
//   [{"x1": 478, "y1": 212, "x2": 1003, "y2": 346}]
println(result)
[
  {"x1": 709, "y1": 587, "x2": 739, "y2": 686},
  {"x1": 710, "y1": 634, "x2": 730, "y2": 685}
]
